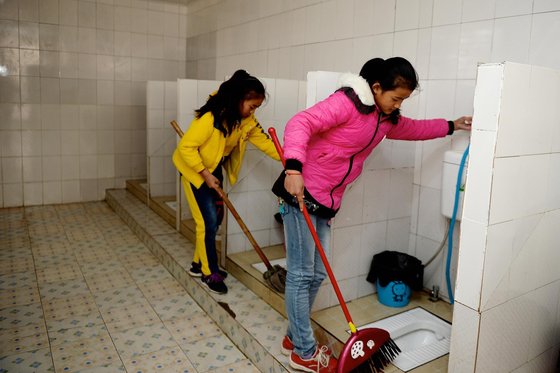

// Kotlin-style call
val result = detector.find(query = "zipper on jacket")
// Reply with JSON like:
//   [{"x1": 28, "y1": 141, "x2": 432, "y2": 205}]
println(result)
[{"x1": 328, "y1": 112, "x2": 383, "y2": 209}]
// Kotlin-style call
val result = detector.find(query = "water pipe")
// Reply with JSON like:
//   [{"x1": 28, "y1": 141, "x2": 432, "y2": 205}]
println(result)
[{"x1": 446, "y1": 144, "x2": 470, "y2": 304}]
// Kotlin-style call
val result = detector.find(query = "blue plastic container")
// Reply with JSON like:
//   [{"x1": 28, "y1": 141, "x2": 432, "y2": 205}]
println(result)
[{"x1": 376, "y1": 279, "x2": 411, "y2": 307}]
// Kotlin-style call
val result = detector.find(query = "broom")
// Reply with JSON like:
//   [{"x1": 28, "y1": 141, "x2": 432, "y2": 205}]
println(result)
[
  {"x1": 268, "y1": 127, "x2": 400, "y2": 373},
  {"x1": 170, "y1": 120, "x2": 286, "y2": 293}
]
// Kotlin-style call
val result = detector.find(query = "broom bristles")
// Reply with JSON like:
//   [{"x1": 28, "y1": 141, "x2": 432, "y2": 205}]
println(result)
[{"x1": 348, "y1": 338, "x2": 401, "y2": 373}]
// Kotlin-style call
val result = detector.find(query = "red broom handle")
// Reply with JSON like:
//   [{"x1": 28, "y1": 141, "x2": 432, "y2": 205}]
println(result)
[{"x1": 268, "y1": 127, "x2": 356, "y2": 331}]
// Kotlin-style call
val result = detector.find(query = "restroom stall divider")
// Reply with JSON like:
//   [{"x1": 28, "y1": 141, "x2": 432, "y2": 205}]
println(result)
[
  {"x1": 146, "y1": 81, "x2": 178, "y2": 202},
  {"x1": 449, "y1": 62, "x2": 560, "y2": 372}
]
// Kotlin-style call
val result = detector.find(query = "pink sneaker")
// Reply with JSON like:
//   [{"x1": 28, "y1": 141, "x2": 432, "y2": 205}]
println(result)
[{"x1": 289, "y1": 346, "x2": 337, "y2": 373}]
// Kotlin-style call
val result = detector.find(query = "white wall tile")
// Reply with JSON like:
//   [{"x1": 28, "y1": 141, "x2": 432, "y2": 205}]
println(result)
[
  {"x1": 416, "y1": 186, "x2": 445, "y2": 241},
  {"x1": 461, "y1": 129, "x2": 496, "y2": 225},
  {"x1": 496, "y1": 63, "x2": 551, "y2": 157},
  {"x1": 61, "y1": 155, "x2": 79, "y2": 180},
  {"x1": 21, "y1": 130, "x2": 42, "y2": 157},
  {"x1": 533, "y1": 0, "x2": 560, "y2": 12},
  {"x1": 332, "y1": 225, "x2": 362, "y2": 280},
  {"x1": 448, "y1": 302, "x2": 479, "y2": 372},
  {"x1": 429, "y1": 25, "x2": 460, "y2": 79},
  {"x1": 547, "y1": 154, "x2": 560, "y2": 210},
  {"x1": 432, "y1": 0, "x2": 462, "y2": 26},
  {"x1": 477, "y1": 295, "x2": 534, "y2": 372},
  {"x1": 336, "y1": 177, "x2": 365, "y2": 228},
  {"x1": 42, "y1": 155, "x2": 61, "y2": 181},
  {"x1": 43, "y1": 180, "x2": 61, "y2": 204},
  {"x1": 490, "y1": 155, "x2": 548, "y2": 224},
  {"x1": 462, "y1": 0, "x2": 496, "y2": 22},
  {"x1": 480, "y1": 219, "x2": 516, "y2": 310},
  {"x1": 458, "y1": 21, "x2": 493, "y2": 80},
  {"x1": 361, "y1": 169, "x2": 391, "y2": 223},
  {"x1": 22, "y1": 156, "x2": 42, "y2": 182},
  {"x1": 530, "y1": 12, "x2": 560, "y2": 69},
  {"x1": 471, "y1": 63, "x2": 503, "y2": 132},
  {"x1": 395, "y1": 0, "x2": 421, "y2": 31},
  {"x1": 61, "y1": 180, "x2": 80, "y2": 203},
  {"x1": 23, "y1": 182, "x2": 43, "y2": 206},
  {"x1": 491, "y1": 15, "x2": 532, "y2": 64},
  {"x1": 3, "y1": 183, "x2": 23, "y2": 207},
  {"x1": 386, "y1": 217, "x2": 411, "y2": 252},
  {"x1": 495, "y1": 0, "x2": 533, "y2": 17},
  {"x1": 418, "y1": 137, "x2": 449, "y2": 190},
  {"x1": 388, "y1": 168, "x2": 414, "y2": 219}
]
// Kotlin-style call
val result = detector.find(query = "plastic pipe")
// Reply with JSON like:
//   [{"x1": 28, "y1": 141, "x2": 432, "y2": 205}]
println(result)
[{"x1": 446, "y1": 144, "x2": 469, "y2": 304}]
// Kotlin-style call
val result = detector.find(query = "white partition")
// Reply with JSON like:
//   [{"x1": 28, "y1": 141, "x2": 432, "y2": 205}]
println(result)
[
  {"x1": 146, "y1": 81, "x2": 177, "y2": 198},
  {"x1": 449, "y1": 62, "x2": 560, "y2": 373}
]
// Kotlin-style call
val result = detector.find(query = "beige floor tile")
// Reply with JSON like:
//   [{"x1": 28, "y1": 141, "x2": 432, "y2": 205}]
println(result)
[
  {"x1": 36, "y1": 264, "x2": 82, "y2": 284},
  {"x1": 51, "y1": 334, "x2": 120, "y2": 373},
  {"x1": 43, "y1": 293, "x2": 98, "y2": 321},
  {"x1": 102, "y1": 300, "x2": 160, "y2": 333},
  {"x1": 122, "y1": 346, "x2": 196, "y2": 373},
  {"x1": 0, "y1": 303, "x2": 44, "y2": 331},
  {"x1": 111, "y1": 322, "x2": 177, "y2": 358},
  {"x1": 0, "y1": 286, "x2": 40, "y2": 309},
  {"x1": 0, "y1": 348, "x2": 54, "y2": 372},
  {"x1": 49, "y1": 325, "x2": 109, "y2": 348},
  {"x1": 165, "y1": 312, "x2": 223, "y2": 345},
  {"x1": 0, "y1": 323, "x2": 48, "y2": 356},
  {"x1": 0, "y1": 272, "x2": 37, "y2": 291}
]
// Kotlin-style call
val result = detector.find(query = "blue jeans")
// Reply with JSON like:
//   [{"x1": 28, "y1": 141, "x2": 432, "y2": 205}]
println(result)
[{"x1": 281, "y1": 202, "x2": 331, "y2": 358}]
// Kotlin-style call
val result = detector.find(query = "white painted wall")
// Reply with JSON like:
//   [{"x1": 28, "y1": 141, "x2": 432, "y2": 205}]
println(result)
[{"x1": 0, "y1": 0, "x2": 189, "y2": 206}]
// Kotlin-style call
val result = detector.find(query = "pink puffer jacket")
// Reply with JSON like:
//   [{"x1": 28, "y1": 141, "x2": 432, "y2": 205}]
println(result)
[{"x1": 282, "y1": 73, "x2": 450, "y2": 214}]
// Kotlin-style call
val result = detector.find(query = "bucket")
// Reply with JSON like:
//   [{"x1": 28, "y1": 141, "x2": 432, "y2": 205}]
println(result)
[{"x1": 376, "y1": 279, "x2": 411, "y2": 307}]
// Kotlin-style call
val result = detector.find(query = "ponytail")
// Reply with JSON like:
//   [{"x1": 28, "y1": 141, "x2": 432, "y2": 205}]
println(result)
[
  {"x1": 359, "y1": 57, "x2": 419, "y2": 123},
  {"x1": 359, "y1": 57, "x2": 418, "y2": 92}
]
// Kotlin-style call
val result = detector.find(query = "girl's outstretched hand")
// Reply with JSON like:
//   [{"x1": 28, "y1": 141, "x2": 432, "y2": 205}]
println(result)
[{"x1": 453, "y1": 116, "x2": 472, "y2": 131}]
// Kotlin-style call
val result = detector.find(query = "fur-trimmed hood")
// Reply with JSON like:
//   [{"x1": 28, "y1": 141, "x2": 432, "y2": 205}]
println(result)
[{"x1": 336, "y1": 73, "x2": 374, "y2": 106}]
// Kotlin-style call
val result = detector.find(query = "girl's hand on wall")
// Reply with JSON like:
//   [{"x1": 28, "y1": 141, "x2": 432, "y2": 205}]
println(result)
[{"x1": 453, "y1": 116, "x2": 473, "y2": 131}]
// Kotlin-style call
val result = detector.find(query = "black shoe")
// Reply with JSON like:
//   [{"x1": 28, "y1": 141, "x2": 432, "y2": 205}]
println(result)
[
  {"x1": 202, "y1": 273, "x2": 228, "y2": 294},
  {"x1": 188, "y1": 262, "x2": 228, "y2": 279},
  {"x1": 188, "y1": 262, "x2": 203, "y2": 277}
]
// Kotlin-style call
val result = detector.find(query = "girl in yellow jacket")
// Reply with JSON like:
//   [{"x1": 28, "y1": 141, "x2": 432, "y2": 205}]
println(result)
[{"x1": 172, "y1": 70, "x2": 280, "y2": 294}]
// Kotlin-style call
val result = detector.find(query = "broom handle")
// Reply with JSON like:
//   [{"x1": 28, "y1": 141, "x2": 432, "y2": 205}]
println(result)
[
  {"x1": 170, "y1": 121, "x2": 274, "y2": 270},
  {"x1": 268, "y1": 127, "x2": 357, "y2": 332},
  {"x1": 217, "y1": 188, "x2": 274, "y2": 269},
  {"x1": 170, "y1": 120, "x2": 184, "y2": 137}
]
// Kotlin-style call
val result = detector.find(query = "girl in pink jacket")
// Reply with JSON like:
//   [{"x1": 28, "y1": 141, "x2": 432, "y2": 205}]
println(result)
[{"x1": 273, "y1": 57, "x2": 471, "y2": 373}]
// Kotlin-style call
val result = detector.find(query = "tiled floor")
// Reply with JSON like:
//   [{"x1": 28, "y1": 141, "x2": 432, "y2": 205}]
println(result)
[{"x1": 0, "y1": 202, "x2": 262, "y2": 373}]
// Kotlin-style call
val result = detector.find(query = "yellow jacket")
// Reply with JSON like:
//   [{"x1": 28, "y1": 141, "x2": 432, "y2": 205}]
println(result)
[{"x1": 172, "y1": 112, "x2": 280, "y2": 188}]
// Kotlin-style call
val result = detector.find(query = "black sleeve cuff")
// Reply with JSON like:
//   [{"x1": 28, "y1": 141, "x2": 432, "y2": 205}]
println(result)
[
  {"x1": 285, "y1": 159, "x2": 303, "y2": 172},
  {"x1": 447, "y1": 121, "x2": 455, "y2": 135}
]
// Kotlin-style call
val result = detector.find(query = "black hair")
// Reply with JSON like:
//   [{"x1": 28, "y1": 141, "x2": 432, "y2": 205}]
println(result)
[
  {"x1": 195, "y1": 70, "x2": 266, "y2": 135},
  {"x1": 359, "y1": 57, "x2": 419, "y2": 123}
]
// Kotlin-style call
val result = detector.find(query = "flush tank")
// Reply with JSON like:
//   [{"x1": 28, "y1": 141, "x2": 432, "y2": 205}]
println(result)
[{"x1": 441, "y1": 150, "x2": 468, "y2": 220}]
